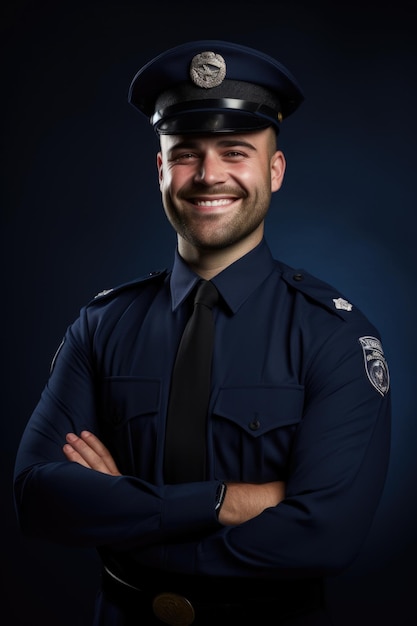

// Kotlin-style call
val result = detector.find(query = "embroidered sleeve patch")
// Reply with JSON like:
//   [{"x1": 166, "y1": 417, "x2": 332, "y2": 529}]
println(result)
[{"x1": 359, "y1": 336, "x2": 390, "y2": 396}]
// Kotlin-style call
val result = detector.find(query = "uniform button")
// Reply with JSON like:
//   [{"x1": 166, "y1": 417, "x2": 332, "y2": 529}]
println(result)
[
  {"x1": 293, "y1": 273, "x2": 304, "y2": 281},
  {"x1": 249, "y1": 419, "x2": 261, "y2": 431}
]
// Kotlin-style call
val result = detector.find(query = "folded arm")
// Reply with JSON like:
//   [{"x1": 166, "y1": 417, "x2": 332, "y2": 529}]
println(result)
[{"x1": 63, "y1": 430, "x2": 286, "y2": 525}]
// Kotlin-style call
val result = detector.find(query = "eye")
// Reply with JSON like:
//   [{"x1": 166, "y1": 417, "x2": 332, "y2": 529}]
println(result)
[
  {"x1": 171, "y1": 152, "x2": 197, "y2": 162},
  {"x1": 223, "y1": 150, "x2": 247, "y2": 160}
]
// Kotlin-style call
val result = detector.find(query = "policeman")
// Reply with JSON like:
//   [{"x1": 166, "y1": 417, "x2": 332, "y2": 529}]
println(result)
[{"x1": 14, "y1": 40, "x2": 391, "y2": 626}]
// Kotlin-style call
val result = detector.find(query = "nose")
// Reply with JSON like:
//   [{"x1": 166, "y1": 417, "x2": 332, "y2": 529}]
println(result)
[{"x1": 194, "y1": 152, "x2": 226, "y2": 185}]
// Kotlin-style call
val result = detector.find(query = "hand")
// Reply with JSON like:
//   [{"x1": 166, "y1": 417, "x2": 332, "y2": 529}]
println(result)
[
  {"x1": 63, "y1": 431, "x2": 122, "y2": 476},
  {"x1": 218, "y1": 481, "x2": 286, "y2": 526}
]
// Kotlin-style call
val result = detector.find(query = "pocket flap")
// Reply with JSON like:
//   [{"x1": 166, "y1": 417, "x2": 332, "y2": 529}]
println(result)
[
  {"x1": 103, "y1": 377, "x2": 161, "y2": 423},
  {"x1": 213, "y1": 385, "x2": 304, "y2": 437}
]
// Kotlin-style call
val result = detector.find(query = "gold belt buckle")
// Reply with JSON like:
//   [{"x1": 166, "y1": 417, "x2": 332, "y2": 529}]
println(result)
[{"x1": 152, "y1": 592, "x2": 195, "y2": 626}]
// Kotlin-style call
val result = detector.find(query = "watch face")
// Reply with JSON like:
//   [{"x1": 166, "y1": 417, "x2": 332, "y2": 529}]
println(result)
[{"x1": 215, "y1": 483, "x2": 227, "y2": 514}]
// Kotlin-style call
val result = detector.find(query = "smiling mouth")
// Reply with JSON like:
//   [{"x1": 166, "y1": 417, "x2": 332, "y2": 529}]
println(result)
[{"x1": 194, "y1": 198, "x2": 235, "y2": 207}]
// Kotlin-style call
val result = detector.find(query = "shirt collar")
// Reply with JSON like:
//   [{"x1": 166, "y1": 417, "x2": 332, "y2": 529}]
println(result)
[{"x1": 170, "y1": 238, "x2": 277, "y2": 313}]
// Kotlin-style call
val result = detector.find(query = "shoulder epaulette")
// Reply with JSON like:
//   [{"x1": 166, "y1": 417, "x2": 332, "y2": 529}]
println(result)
[
  {"x1": 87, "y1": 268, "x2": 168, "y2": 305},
  {"x1": 281, "y1": 266, "x2": 359, "y2": 321}
]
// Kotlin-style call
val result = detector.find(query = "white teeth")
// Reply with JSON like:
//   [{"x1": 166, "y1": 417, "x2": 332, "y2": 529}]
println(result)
[{"x1": 195, "y1": 199, "x2": 232, "y2": 207}]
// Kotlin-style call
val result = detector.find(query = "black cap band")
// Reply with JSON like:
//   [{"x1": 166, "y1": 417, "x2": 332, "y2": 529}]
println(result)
[{"x1": 152, "y1": 98, "x2": 282, "y2": 134}]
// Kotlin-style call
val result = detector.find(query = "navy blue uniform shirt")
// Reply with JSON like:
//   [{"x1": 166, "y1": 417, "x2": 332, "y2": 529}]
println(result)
[{"x1": 14, "y1": 238, "x2": 391, "y2": 582}]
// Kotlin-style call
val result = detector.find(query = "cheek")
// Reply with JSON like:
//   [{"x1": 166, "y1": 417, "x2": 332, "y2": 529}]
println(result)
[
  {"x1": 231, "y1": 166, "x2": 255, "y2": 188},
  {"x1": 237, "y1": 163, "x2": 268, "y2": 185},
  {"x1": 161, "y1": 168, "x2": 186, "y2": 195},
  {"x1": 159, "y1": 172, "x2": 174, "y2": 196}
]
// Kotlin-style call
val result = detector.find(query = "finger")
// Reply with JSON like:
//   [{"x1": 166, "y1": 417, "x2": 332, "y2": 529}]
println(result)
[
  {"x1": 62, "y1": 442, "x2": 92, "y2": 469},
  {"x1": 64, "y1": 432, "x2": 121, "y2": 476},
  {"x1": 65, "y1": 432, "x2": 110, "y2": 473},
  {"x1": 79, "y1": 431, "x2": 121, "y2": 475}
]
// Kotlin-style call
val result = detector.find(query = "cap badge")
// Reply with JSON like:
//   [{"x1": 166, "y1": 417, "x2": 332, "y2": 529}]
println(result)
[{"x1": 190, "y1": 51, "x2": 226, "y2": 89}]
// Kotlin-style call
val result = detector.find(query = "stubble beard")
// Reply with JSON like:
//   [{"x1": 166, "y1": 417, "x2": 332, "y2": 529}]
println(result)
[{"x1": 163, "y1": 189, "x2": 271, "y2": 251}]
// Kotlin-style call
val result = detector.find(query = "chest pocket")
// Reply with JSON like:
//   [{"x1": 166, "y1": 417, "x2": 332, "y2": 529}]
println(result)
[
  {"x1": 99, "y1": 376, "x2": 162, "y2": 477},
  {"x1": 211, "y1": 385, "x2": 304, "y2": 482}
]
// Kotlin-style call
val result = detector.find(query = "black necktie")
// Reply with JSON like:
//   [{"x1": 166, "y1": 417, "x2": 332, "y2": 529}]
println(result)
[{"x1": 164, "y1": 279, "x2": 219, "y2": 483}]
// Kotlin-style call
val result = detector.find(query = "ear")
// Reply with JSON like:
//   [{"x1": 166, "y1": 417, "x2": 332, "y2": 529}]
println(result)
[
  {"x1": 270, "y1": 150, "x2": 286, "y2": 193},
  {"x1": 157, "y1": 152, "x2": 163, "y2": 186}
]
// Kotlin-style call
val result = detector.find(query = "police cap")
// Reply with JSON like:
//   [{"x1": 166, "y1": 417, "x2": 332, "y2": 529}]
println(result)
[{"x1": 128, "y1": 40, "x2": 304, "y2": 135}]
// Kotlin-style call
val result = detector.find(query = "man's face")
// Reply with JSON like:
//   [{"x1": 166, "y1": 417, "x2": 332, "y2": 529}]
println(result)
[{"x1": 157, "y1": 127, "x2": 286, "y2": 252}]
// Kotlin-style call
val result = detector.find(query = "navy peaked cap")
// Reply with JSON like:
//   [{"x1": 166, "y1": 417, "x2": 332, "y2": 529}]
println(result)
[{"x1": 128, "y1": 40, "x2": 304, "y2": 134}]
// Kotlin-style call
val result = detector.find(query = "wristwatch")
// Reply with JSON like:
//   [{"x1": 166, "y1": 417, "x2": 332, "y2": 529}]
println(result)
[{"x1": 215, "y1": 482, "x2": 227, "y2": 517}]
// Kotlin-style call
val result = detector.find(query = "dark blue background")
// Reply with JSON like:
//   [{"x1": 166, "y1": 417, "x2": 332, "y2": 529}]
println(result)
[{"x1": 2, "y1": 1, "x2": 416, "y2": 624}]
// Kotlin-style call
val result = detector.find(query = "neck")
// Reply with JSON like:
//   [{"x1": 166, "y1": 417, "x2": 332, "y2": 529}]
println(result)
[{"x1": 178, "y1": 228, "x2": 264, "y2": 280}]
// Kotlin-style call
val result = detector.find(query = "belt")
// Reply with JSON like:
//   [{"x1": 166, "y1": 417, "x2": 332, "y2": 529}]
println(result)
[{"x1": 101, "y1": 564, "x2": 325, "y2": 626}]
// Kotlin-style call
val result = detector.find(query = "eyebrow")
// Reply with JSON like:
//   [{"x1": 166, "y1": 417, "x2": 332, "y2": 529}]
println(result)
[{"x1": 168, "y1": 138, "x2": 257, "y2": 152}]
